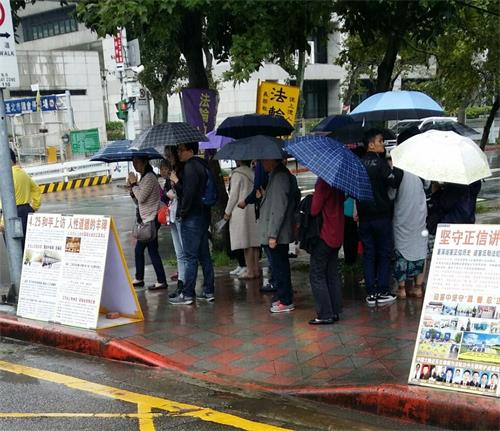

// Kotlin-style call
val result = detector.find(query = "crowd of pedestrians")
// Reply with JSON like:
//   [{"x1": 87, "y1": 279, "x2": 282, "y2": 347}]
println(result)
[{"x1": 126, "y1": 128, "x2": 481, "y2": 323}]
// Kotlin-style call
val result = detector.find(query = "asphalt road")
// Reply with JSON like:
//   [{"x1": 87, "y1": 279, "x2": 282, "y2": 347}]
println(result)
[{"x1": 0, "y1": 338, "x2": 445, "y2": 431}]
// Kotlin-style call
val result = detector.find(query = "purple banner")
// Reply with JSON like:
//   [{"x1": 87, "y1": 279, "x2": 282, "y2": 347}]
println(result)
[{"x1": 180, "y1": 88, "x2": 219, "y2": 134}]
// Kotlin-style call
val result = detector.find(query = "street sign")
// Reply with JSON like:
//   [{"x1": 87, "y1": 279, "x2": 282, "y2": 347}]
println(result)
[
  {"x1": 113, "y1": 30, "x2": 124, "y2": 71},
  {"x1": 4, "y1": 95, "x2": 58, "y2": 115},
  {"x1": 70, "y1": 128, "x2": 101, "y2": 154},
  {"x1": 0, "y1": 0, "x2": 19, "y2": 88}
]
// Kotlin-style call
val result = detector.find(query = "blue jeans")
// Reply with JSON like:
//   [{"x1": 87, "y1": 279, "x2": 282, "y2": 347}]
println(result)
[
  {"x1": 266, "y1": 244, "x2": 293, "y2": 305},
  {"x1": 359, "y1": 218, "x2": 393, "y2": 296},
  {"x1": 135, "y1": 227, "x2": 167, "y2": 284},
  {"x1": 181, "y1": 213, "x2": 214, "y2": 298},
  {"x1": 170, "y1": 219, "x2": 187, "y2": 283}
]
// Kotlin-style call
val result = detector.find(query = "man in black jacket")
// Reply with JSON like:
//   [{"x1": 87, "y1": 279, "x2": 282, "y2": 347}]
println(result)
[
  {"x1": 358, "y1": 129, "x2": 403, "y2": 306},
  {"x1": 169, "y1": 142, "x2": 214, "y2": 305}
]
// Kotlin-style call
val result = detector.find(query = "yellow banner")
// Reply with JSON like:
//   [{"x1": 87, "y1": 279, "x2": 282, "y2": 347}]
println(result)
[{"x1": 256, "y1": 81, "x2": 300, "y2": 126}]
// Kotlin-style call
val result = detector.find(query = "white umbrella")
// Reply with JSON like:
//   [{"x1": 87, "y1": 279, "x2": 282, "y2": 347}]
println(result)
[{"x1": 391, "y1": 130, "x2": 491, "y2": 185}]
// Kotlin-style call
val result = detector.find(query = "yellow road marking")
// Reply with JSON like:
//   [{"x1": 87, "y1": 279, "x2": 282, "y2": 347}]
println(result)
[
  {"x1": 0, "y1": 360, "x2": 292, "y2": 431},
  {"x1": 138, "y1": 404, "x2": 155, "y2": 431},
  {"x1": 0, "y1": 413, "x2": 163, "y2": 418}
]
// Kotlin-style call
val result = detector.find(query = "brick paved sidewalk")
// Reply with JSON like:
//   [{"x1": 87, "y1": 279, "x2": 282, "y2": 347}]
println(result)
[{"x1": 100, "y1": 264, "x2": 421, "y2": 388}]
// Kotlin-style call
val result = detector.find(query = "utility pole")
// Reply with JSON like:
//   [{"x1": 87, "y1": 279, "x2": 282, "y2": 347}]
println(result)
[{"x1": 0, "y1": 0, "x2": 23, "y2": 303}]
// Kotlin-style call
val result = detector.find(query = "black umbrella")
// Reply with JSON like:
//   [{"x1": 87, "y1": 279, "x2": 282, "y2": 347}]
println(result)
[
  {"x1": 216, "y1": 114, "x2": 293, "y2": 139},
  {"x1": 131, "y1": 122, "x2": 208, "y2": 150},
  {"x1": 329, "y1": 123, "x2": 396, "y2": 145},
  {"x1": 419, "y1": 121, "x2": 481, "y2": 139},
  {"x1": 90, "y1": 140, "x2": 164, "y2": 163},
  {"x1": 311, "y1": 114, "x2": 354, "y2": 133},
  {"x1": 214, "y1": 135, "x2": 285, "y2": 161}
]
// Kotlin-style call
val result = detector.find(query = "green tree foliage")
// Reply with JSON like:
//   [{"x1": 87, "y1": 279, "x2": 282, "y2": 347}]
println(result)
[{"x1": 334, "y1": 0, "x2": 456, "y2": 94}]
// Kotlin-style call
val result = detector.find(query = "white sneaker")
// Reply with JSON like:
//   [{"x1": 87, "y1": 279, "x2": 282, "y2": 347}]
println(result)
[
  {"x1": 236, "y1": 266, "x2": 247, "y2": 276},
  {"x1": 229, "y1": 266, "x2": 243, "y2": 276}
]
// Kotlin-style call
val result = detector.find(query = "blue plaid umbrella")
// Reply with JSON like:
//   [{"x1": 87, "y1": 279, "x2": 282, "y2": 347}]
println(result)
[
  {"x1": 285, "y1": 136, "x2": 373, "y2": 201},
  {"x1": 90, "y1": 140, "x2": 163, "y2": 163}
]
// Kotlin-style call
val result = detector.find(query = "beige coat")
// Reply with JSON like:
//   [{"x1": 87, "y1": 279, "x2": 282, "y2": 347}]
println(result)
[{"x1": 225, "y1": 165, "x2": 259, "y2": 250}]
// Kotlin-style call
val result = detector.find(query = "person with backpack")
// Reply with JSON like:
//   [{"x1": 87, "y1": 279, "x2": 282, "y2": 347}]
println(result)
[
  {"x1": 307, "y1": 178, "x2": 345, "y2": 324},
  {"x1": 258, "y1": 158, "x2": 300, "y2": 313},
  {"x1": 169, "y1": 142, "x2": 216, "y2": 305}
]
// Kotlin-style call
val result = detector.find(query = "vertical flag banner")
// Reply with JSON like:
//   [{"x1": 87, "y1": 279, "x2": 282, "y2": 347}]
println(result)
[{"x1": 180, "y1": 88, "x2": 219, "y2": 134}]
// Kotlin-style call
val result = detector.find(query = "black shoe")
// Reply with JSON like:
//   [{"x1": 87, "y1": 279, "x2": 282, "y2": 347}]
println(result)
[
  {"x1": 168, "y1": 280, "x2": 183, "y2": 299},
  {"x1": 333, "y1": 314, "x2": 340, "y2": 322},
  {"x1": 132, "y1": 279, "x2": 145, "y2": 287},
  {"x1": 260, "y1": 283, "x2": 277, "y2": 293},
  {"x1": 376, "y1": 292, "x2": 397, "y2": 304},
  {"x1": 309, "y1": 318, "x2": 334, "y2": 325},
  {"x1": 148, "y1": 282, "x2": 167, "y2": 291}
]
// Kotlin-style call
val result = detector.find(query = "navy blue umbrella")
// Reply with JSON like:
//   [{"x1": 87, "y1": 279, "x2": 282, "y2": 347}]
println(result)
[
  {"x1": 329, "y1": 124, "x2": 395, "y2": 145},
  {"x1": 90, "y1": 140, "x2": 164, "y2": 163},
  {"x1": 216, "y1": 114, "x2": 293, "y2": 139},
  {"x1": 285, "y1": 136, "x2": 373, "y2": 201},
  {"x1": 214, "y1": 135, "x2": 285, "y2": 161},
  {"x1": 311, "y1": 114, "x2": 354, "y2": 133}
]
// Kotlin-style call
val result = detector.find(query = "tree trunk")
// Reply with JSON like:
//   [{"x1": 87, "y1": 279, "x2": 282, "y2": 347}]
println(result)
[
  {"x1": 179, "y1": 11, "x2": 209, "y2": 88},
  {"x1": 207, "y1": 159, "x2": 229, "y2": 253},
  {"x1": 457, "y1": 103, "x2": 467, "y2": 125},
  {"x1": 480, "y1": 95, "x2": 499, "y2": 151},
  {"x1": 294, "y1": 50, "x2": 307, "y2": 134},
  {"x1": 152, "y1": 94, "x2": 168, "y2": 125},
  {"x1": 375, "y1": 35, "x2": 401, "y2": 94}
]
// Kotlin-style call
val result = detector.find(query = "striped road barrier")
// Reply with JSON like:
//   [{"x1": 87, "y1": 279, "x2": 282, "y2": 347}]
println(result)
[{"x1": 39, "y1": 175, "x2": 112, "y2": 194}]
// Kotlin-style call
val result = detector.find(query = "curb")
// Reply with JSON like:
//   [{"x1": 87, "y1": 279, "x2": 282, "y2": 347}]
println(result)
[
  {"x1": 39, "y1": 175, "x2": 112, "y2": 194},
  {"x1": 0, "y1": 314, "x2": 498, "y2": 430}
]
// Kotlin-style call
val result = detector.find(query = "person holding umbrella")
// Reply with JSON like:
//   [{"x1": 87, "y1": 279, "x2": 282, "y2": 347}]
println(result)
[{"x1": 357, "y1": 128, "x2": 403, "y2": 307}]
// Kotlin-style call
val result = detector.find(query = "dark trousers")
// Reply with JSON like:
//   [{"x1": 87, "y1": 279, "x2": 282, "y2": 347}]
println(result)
[
  {"x1": 264, "y1": 245, "x2": 275, "y2": 285},
  {"x1": 230, "y1": 249, "x2": 246, "y2": 267},
  {"x1": 358, "y1": 218, "x2": 393, "y2": 296},
  {"x1": 309, "y1": 240, "x2": 342, "y2": 320},
  {"x1": 343, "y1": 216, "x2": 358, "y2": 266},
  {"x1": 266, "y1": 244, "x2": 292, "y2": 305},
  {"x1": 134, "y1": 225, "x2": 167, "y2": 284},
  {"x1": 17, "y1": 204, "x2": 34, "y2": 252},
  {"x1": 181, "y1": 213, "x2": 214, "y2": 298}
]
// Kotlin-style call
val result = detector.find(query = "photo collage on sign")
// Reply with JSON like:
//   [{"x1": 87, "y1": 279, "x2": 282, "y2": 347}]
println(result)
[{"x1": 411, "y1": 298, "x2": 500, "y2": 395}]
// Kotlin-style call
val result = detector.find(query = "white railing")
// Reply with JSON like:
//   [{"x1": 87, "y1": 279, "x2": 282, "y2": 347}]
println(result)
[{"x1": 25, "y1": 160, "x2": 111, "y2": 184}]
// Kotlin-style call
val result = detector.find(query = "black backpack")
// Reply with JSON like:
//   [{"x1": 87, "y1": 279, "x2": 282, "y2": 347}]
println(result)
[{"x1": 298, "y1": 194, "x2": 322, "y2": 254}]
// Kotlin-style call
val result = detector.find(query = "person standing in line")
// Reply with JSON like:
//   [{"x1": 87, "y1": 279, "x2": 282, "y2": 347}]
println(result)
[
  {"x1": 224, "y1": 160, "x2": 260, "y2": 279},
  {"x1": 392, "y1": 126, "x2": 428, "y2": 299},
  {"x1": 357, "y1": 129, "x2": 403, "y2": 307},
  {"x1": 308, "y1": 178, "x2": 344, "y2": 324},
  {"x1": 258, "y1": 158, "x2": 300, "y2": 313},
  {"x1": 128, "y1": 156, "x2": 167, "y2": 290},
  {"x1": 169, "y1": 142, "x2": 215, "y2": 305},
  {"x1": 159, "y1": 154, "x2": 187, "y2": 299},
  {"x1": 0, "y1": 149, "x2": 42, "y2": 251}
]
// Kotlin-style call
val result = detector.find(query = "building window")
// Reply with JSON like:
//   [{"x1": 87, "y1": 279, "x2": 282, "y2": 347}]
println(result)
[
  {"x1": 303, "y1": 80, "x2": 328, "y2": 119},
  {"x1": 22, "y1": 6, "x2": 78, "y2": 42}
]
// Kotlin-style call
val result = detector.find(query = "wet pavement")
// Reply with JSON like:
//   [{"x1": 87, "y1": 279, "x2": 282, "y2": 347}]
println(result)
[{"x1": 1, "y1": 150, "x2": 499, "y2": 390}]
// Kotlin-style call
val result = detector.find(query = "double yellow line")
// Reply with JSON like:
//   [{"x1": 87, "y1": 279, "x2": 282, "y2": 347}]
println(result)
[{"x1": 0, "y1": 360, "x2": 292, "y2": 431}]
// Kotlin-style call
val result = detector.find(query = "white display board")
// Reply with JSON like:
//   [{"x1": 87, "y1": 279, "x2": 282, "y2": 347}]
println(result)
[
  {"x1": 0, "y1": 0, "x2": 19, "y2": 88},
  {"x1": 409, "y1": 224, "x2": 500, "y2": 398},
  {"x1": 17, "y1": 213, "x2": 143, "y2": 329}
]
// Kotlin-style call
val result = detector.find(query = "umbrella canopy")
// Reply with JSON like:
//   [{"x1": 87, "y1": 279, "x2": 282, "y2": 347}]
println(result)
[
  {"x1": 419, "y1": 121, "x2": 481, "y2": 139},
  {"x1": 199, "y1": 130, "x2": 234, "y2": 150},
  {"x1": 350, "y1": 91, "x2": 444, "y2": 122},
  {"x1": 311, "y1": 114, "x2": 354, "y2": 133},
  {"x1": 216, "y1": 114, "x2": 294, "y2": 139},
  {"x1": 285, "y1": 136, "x2": 373, "y2": 201},
  {"x1": 130, "y1": 122, "x2": 208, "y2": 150},
  {"x1": 90, "y1": 140, "x2": 163, "y2": 163},
  {"x1": 329, "y1": 123, "x2": 395, "y2": 145},
  {"x1": 391, "y1": 130, "x2": 492, "y2": 185},
  {"x1": 214, "y1": 135, "x2": 285, "y2": 161}
]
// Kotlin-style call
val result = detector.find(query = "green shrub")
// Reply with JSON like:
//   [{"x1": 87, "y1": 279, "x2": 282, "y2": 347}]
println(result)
[
  {"x1": 466, "y1": 106, "x2": 492, "y2": 119},
  {"x1": 106, "y1": 121, "x2": 125, "y2": 141}
]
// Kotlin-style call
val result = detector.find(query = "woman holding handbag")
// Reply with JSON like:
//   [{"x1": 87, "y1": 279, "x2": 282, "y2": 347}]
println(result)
[{"x1": 128, "y1": 156, "x2": 167, "y2": 290}]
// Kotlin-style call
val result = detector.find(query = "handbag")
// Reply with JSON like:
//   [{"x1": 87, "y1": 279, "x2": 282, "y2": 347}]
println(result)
[{"x1": 133, "y1": 219, "x2": 157, "y2": 243}]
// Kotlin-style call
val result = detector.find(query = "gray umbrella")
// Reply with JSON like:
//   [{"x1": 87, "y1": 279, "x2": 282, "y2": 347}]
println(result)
[
  {"x1": 214, "y1": 135, "x2": 285, "y2": 161},
  {"x1": 130, "y1": 122, "x2": 208, "y2": 150}
]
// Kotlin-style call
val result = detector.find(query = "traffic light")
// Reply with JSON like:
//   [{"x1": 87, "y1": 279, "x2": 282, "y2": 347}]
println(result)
[{"x1": 115, "y1": 100, "x2": 129, "y2": 121}]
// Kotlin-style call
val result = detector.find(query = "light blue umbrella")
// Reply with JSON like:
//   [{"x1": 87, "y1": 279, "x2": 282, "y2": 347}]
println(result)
[
  {"x1": 90, "y1": 140, "x2": 163, "y2": 163},
  {"x1": 350, "y1": 90, "x2": 444, "y2": 122},
  {"x1": 285, "y1": 136, "x2": 373, "y2": 201}
]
